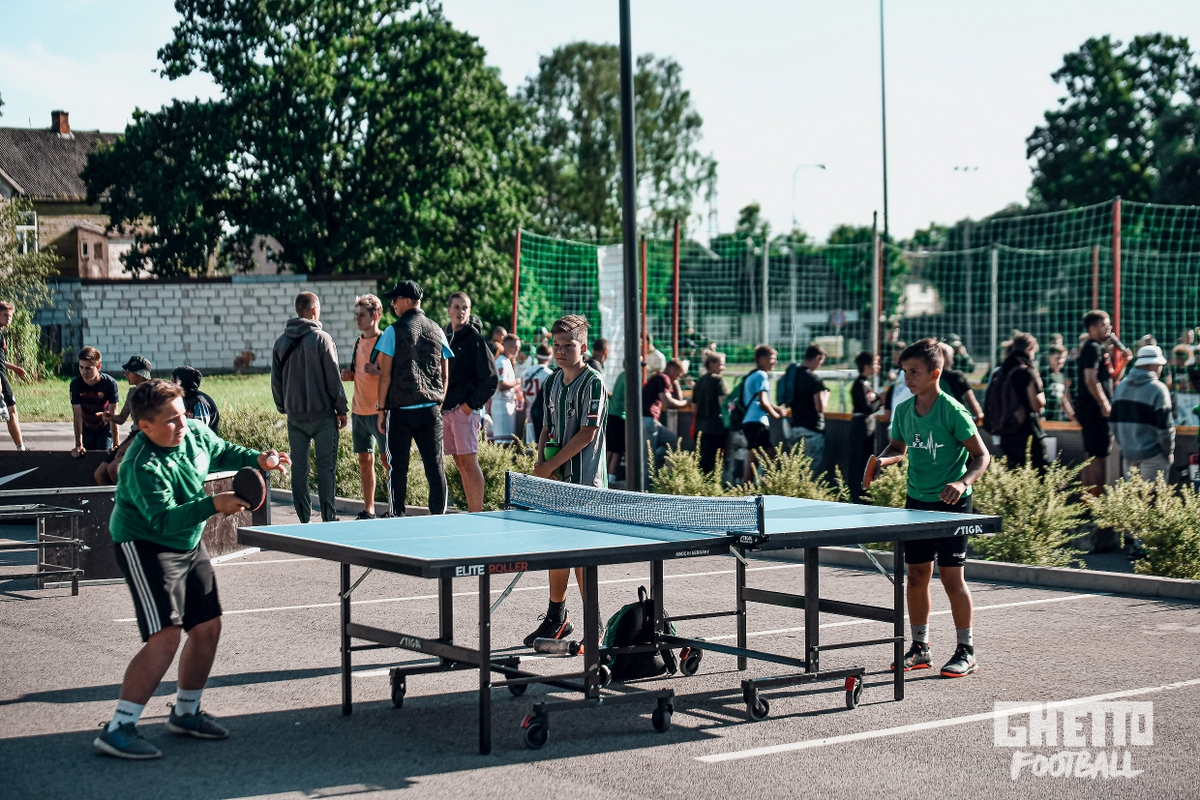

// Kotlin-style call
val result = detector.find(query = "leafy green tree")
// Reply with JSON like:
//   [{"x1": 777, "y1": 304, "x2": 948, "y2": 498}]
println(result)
[
  {"x1": 0, "y1": 197, "x2": 63, "y2": 379},
  {"x1": 1027, "y1": 34, "x2": 1200, "y2": 208},
  {"x1": 522, "y1": 42, "x2": 716, "y2": 241},
  {"x1": 89, "y1": 1, "x2": 531, "y2": 324},
  {"x1": 83, "y1": 101, "x2": 235, "y2": 278}
]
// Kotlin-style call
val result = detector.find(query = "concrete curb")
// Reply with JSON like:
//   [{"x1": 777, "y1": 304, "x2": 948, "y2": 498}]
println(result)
[
  {"x1": 269, "y1": 487, "x2": 437, "y2": 517},
  {"x1": 769, "y1": 546, "x2": 1200, "y2": 603},
  {"x1": 265, "y1": 487, "x2": 1200, "y2": 604}
]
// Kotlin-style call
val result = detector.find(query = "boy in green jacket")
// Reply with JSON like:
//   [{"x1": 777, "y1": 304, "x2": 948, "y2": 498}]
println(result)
[{"x1": 94, "y1": 379, "x2": 289, "y2": 760}]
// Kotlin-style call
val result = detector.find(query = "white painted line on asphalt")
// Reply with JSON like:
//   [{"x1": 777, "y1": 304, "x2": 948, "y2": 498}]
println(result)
[
  {"x1": 213, "y1": 556, "x2": 318, "y2": 567},
  {"x1": 697, "y1": 675, "x2": 1200, "y2": 763},
  {"x1": 112, "y1": 563, "x2": 801, "y2": 621},
  {"x1": 210, "y1": 547, "x2": 262, "y2": 564},
  {"x1": 701, "y1": 592, "x2": 1107, "y2": 642}
]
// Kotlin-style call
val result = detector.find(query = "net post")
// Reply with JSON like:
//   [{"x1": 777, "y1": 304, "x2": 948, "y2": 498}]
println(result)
[
  {"x1": 672, "y1": 219, "x2": 680, "y2": 359},
  {"x1": 761, "y1": 236, "x2": 770, "y2": 348},
  {"x1": 511, "y1": 228, "x2": 521, "y2": 336},
  {"x1": 756, "y1": 495, "x2": 766, "y2": 540},
  {"x1": 640, "y1": 236, "x2": 649, "y2": 380},
  {"x1": 1112, "y1": 197, "x2": 1121, "y2": 336},
  {"x1": 871, "y1": 212, "x2": 880, "y2": 390},
  {"x1": 503, "y1": 470, "x2": 512, "y2": 509},
  {"x1": 1091, "y1": 243, "x2": 1100, "y2": 310},
  {"x1": 989, "y1": 245, "x2": 998, "y2": 374},
  {"x1": 963, "y1": 219, "x2": 972, "y2": 356}
]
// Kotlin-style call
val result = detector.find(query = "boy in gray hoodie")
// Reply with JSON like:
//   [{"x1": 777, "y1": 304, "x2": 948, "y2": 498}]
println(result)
[
  {"x1": 271, "y1": 291, "x2": 348, "y2": 522},
  {"x1": 1112, "y1": 344, "x2": 1174, "y2": 482}
]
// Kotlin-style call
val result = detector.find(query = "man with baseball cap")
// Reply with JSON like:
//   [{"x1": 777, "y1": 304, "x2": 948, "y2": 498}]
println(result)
[
  {"x1": 1112, "y1": 344, "x2": 1175, "y2": 482},
  {"x1": 107, "y1": 356, "x2": 155, "y2": 429},
  {"x1": 373, "y1": 280, "x2": 454, "y2": 515}
]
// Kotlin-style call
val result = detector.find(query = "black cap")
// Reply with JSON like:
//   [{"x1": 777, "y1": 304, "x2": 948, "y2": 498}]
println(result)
[
  {"x1": 383, "y1": 280, "x2": 423, "y2": 301},
  {"x1": 122, "y1": 355, "x2": 152, "y2": 379},
  {"x1": 172, "y1": 365, "x2": 203, "y2": 392}
]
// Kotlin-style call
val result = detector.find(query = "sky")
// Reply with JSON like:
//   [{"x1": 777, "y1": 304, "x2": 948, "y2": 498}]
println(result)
[{"x1": 2, "y1": 1, "x2": 1199, "y2": 242}]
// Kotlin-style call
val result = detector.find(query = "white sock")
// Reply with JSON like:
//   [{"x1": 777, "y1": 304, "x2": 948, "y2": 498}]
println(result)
[
  {"x1": 174, "y1": 687, "x2": 203, "y2": 717},
  {"x1": 957, "y1": 628, "x2": 974, "y2": 648},
  {"x1": 107, "y1": 699, "x2": 144, "y2": 732},
  {"x1": 911, "y1": 624, "x2": 929, "y2": 644}
]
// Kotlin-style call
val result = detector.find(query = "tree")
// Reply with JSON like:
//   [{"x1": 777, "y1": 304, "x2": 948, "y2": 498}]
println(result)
[
  {"x1": 89, "y1": 1, "x2": 531, "y2": 324},
  {"x1": 83, "y1": 100, "x2": 236, "y2": 277},
  {"x1": 522, "y1": 42, "x2": 716, "y2": 241},
  {"x1": 1027, "y1": 34, "x2": 1200, "y2": 208},
  {"x1": 0, "y1": 197, "x2": 62, "y2": 379}
]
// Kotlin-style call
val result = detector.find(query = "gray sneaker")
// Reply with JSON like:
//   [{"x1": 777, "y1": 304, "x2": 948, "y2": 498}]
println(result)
[
  {"x1": 93, "y1": 722, "x2": 162, "y2": 760},
  {"x1": 166, "y1": 707, "x2": 230, "y2": 739}
]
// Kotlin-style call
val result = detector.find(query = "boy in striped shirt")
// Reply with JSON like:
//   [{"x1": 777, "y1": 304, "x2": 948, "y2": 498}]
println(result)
[{"x1": 523, "y1": 315, "x2": 607, "y2": 646}]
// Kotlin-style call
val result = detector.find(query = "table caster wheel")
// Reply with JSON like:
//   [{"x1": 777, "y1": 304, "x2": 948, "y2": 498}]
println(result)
[
  {"x1": 521, "y1": 714, "x2": 548, "y2": 749},
  {"x1": 746, "y1": 695, "x2": 769, "y2": 721},
  {"x1": 680, "y1": 648, "x2": 703, "y2": 677},
  {"x1": 845, "y1": 676, "x2": 863, "y2": 709},
  {"x1": 389, "y1": 669, "x2": 406, "y2": 709},
  {"x1": 597, "y1": 664, "x2": 612, "y2": 687},
  {"x1": 508, "y1": 682, "x2": 528, "y2": 697},
  {"x1": 652, "y1": 705, "x2": 673, "y2": 733}
]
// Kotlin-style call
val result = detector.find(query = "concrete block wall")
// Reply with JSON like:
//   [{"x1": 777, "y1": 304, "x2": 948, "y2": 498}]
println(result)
[{"x1": 40, "y1": 276, "x2": 379, "y2": 373}]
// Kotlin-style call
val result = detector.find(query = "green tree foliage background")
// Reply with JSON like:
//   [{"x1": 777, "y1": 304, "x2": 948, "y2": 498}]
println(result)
[{"x1": 1027, "y1": 34, "x2": 1200, "y2": 209}]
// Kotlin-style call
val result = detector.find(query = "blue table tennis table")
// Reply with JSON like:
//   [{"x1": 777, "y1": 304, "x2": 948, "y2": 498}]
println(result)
[{"x1": 238, "y1": 473, "x2": 999, "y2": 754}]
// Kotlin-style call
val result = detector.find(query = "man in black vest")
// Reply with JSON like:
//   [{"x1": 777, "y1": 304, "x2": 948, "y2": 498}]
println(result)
[{"x1": 374, "y1": 281, "x2": 452, "y2": 515}]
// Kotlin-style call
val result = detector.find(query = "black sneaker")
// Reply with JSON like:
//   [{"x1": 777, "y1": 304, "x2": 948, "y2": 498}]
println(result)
[
  {"x1": 890, "y1": 641, "x2": 932, "y2": 672},
  {"x1": 940, "y1": 644, "x2": 977, "y2": 678},
  {"x1": 523, "y1": 613, "x2": 574, "y2": 648},
  {"x1": 355, "y1": 510, "x2": 377, "y2": 521}
]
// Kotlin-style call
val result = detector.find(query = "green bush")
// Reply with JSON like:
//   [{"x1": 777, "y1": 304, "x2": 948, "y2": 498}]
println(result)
[
  {"x1": 445, "y1": 436, "x2": 537, "y2": 511},
  {"x1": 649, "y1": 436, "x2": 726, "y2": 497},
  {"x1": 3, "y1": 306, "x2": 49, "y2": 381},
  {"x1": 729, "y1": 441, "x2": 847, "y2": 502},
  {"x1": 220, "y1": 403, "x2": 426, "y2": 507},
  {"x1": 1086, "y1": 474, "x2": 1200, "y2": 580},
  {"x1": 970, "y1": 458, "x2": 1086, "y2": 567}
]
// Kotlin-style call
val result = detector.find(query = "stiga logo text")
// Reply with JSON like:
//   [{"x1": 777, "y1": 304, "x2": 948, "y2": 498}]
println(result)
[
  {"x1": 488, "y1": 562, "x2": 528, "y2": 574},
  {"x1": 995, "y1": 701, "x2": 1152, "y2": 780},
  {"x1": 397, "y1": 636, "x2": 422, "y2": 651},
  {"x1": 955, "y1": 524, "x2": 984, "y2": 535},
  {"x1": 455, "y1": 564, "x2": 485, "y2": 577}
]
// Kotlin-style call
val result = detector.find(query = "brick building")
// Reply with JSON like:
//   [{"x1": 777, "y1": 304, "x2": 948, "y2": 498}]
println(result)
[{"x1": 0, "y1": 110, "x2": 132, "y2": 278}]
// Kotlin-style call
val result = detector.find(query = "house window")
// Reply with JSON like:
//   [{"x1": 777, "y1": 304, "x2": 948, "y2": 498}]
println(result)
[
  {"x1": 95, "y1": 242, "x2": 103, "y2": 260},
  {"x1": 15, "y1": 211, "x2": 37, "y2": 254},
  {"x1": 82, "y1": 241, "x2": 89, "y2": 257}
]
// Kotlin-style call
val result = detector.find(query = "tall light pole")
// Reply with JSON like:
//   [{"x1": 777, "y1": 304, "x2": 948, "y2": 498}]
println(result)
[
  {"x1": 879, "y1": 0, "x2": 890, "y2": 244},
  {"x1": 791, "y1": 163, "x2": 827, "y2": 231},
  {"x1": 618, "y1": 0, "x2": 644, "y2": 492}
]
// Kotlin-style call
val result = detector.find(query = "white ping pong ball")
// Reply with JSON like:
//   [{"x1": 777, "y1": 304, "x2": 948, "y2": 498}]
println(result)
[{"x1": 266, "y1": 454, "x2": 280, "y2": 467}]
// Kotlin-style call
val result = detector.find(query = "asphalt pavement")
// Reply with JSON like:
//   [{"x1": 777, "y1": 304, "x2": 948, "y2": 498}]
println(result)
[{"x1": 3, "y1": 527, "x2": 1200, "y2": 800}]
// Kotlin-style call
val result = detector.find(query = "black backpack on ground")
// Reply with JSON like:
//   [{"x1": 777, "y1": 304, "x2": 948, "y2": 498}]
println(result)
[{"x1": 602, "y1": 586, "x2": 678, "y2": 681}]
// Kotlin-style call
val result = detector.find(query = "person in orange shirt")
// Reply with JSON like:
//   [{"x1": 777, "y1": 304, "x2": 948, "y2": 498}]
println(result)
[{"x1": 340, "y1": 294, "x2": 389, "y2": 519}]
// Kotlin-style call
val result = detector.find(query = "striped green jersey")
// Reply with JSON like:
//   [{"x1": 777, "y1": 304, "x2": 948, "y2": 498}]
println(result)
[{"x1": 543, "y1": 364, "x2": 608, "y2": 487}]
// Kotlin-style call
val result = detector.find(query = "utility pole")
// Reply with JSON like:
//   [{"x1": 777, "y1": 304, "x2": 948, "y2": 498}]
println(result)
[
  {"x1": 879, "y1": 0, "x2": 890, "y2": 244},
  {"x1": 618, "y1": 0, "x2": 643, "y2": 491}
]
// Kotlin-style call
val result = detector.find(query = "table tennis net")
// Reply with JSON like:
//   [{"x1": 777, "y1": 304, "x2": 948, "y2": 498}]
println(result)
[{"x1": 505, "y1": 472, "x2": 764, "y2": 535}]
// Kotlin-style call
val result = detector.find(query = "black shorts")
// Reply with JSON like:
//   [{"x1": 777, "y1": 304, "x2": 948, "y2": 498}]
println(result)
[
  {"x1": 606, "y1": 415, "x2": 626, "y2": 454},
  {"x1": 1077, "y1": 415, "x2": 1113, "y2": 459},
  {"x1": 114, "y1": 540, "x2": 222, "y2": 642},
  {"x1": 1, "y1": 370, "x2": 13, "y2": 408},
  {"x1": 743, "y1": 422, "x2": 772, "y2": 451},
  {"x1": 904, "y1": 494, "x2": 973, "y2": 568}
]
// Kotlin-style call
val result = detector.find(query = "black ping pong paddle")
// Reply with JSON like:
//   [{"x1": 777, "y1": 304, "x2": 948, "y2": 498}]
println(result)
[
  {"x1": 232, "y1": 467, "x2": 268, "y2": 512},
  {"x1": 862, "y1": 454, "x2": 881, "y2": 492}
]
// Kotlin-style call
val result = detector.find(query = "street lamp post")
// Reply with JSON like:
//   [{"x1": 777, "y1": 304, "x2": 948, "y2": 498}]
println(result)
[{"x1": 954, "y1": 166, "x2": 980, "y2": 356}]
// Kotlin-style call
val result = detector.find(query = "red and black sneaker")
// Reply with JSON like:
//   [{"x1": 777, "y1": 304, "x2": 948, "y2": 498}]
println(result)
[
  {"x1": 890, "y1": 641, "x2": 932, "y2": 672},
  {"x1": 523, "y1": 613, "x2": 574, "y2": 648}
]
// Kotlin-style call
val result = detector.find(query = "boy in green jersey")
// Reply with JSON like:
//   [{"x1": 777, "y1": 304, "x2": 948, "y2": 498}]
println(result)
[
  {"x1": 95, "y1": 380, "x2": 290, "y2": 760},
  {"x1": 873, "y1": 339, "x2": 990, "y2": 678},
  {"x1": 523, "y1": 315, "x2": 607, "y2": 647}
]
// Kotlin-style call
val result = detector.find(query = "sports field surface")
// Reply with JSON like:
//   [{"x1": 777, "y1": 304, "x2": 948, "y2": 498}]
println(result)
[{"x1": 3, "y1": 506, "x2": 1199, "y2": 799}]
